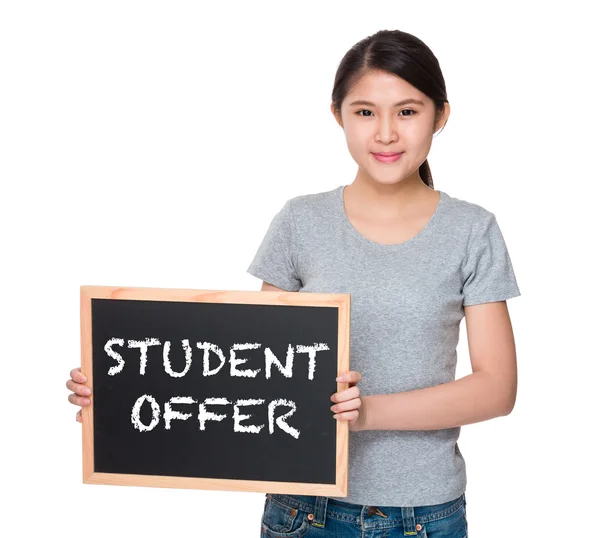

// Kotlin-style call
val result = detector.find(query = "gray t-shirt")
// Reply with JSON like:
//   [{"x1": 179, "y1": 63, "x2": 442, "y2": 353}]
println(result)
[{"x1": 246, "y1": 184, "x2": 521, "y2": 507}]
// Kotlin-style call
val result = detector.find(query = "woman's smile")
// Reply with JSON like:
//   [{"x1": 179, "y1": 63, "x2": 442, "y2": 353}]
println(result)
[{"x1": 372, "y1": 151, "x2": 403, "y2": 163}]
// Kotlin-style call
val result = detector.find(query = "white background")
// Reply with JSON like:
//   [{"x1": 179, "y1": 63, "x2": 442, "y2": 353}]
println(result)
[{"x1": 1, "y1": 1, "x2": 598, "y2": 537}]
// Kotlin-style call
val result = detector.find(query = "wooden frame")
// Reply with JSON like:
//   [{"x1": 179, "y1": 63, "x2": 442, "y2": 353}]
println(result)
[{"x1": 80, "y1": 285, "x2": 350, "y2": 496}]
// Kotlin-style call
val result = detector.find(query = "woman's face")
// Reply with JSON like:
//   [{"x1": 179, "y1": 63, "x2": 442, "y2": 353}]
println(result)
[{"x1": 332, "y1": 69, "x2": 449, "y2": 187}]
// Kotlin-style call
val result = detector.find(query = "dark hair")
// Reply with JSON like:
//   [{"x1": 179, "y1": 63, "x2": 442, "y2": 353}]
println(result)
[{"x1": 331, "y1": 30, "x2": 449, "y2": 188}]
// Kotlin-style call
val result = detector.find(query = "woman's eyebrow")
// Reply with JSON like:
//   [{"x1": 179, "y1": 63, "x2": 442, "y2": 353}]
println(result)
[{"x1": 348, "y1": 98, "x2": 425, "y2": 107}]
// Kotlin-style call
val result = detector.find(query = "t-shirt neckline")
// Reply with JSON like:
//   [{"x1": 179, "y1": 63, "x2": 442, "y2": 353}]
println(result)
[{"x1": 335, "y1": 185, "x2": 447, "y2": 250}]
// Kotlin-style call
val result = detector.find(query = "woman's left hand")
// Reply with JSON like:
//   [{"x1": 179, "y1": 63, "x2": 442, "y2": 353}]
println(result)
[{"x1": 331, "y1": 371, "x2": 366, "y2": 432}]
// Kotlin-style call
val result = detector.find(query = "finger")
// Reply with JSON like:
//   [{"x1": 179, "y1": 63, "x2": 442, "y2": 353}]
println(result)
[
  {"x1": 333, "y1": 410, "x2": 360, "y2": 421},
  {"x1": 66, "y1": 379, "x2": 92, "y2": 396},
  {"x1": 70, "y1": 367, "x2": 87, "y2": 384},
  {"x1": 331, "y1": 397, "x2": 362, "y2": 414},
  {"x1": 76, "y1": 410, "x2": 82, "y2": 422},
  {"x1": 68, "y1": 393, "x2": 91, "y2": 407},
  {"x1": 331, "y1": 386, "x2": 360, "y2": 402},
  {"x1": 336, "y1": 371, "x2": 362, "y2": 384}
]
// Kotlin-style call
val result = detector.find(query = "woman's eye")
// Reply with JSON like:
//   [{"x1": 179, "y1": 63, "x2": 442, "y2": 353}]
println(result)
[{"x1": 355, "y1": 109, "x2": 415, "y2": 117}]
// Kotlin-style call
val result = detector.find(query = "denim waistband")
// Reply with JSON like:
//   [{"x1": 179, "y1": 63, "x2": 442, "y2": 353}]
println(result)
[{"x1": 267, "y1": 492, "x2": 466, "y2": 533}]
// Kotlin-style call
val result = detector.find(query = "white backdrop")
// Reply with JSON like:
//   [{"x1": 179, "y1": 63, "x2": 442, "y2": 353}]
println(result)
[{"x1": 1, "y1": 1, "x2": 598, "y2": 536}]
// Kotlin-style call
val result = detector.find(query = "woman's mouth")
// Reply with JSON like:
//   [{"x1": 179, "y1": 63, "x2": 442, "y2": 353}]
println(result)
[{"x1": 372, "y1": 152, "x2": 403, "y2": 163}]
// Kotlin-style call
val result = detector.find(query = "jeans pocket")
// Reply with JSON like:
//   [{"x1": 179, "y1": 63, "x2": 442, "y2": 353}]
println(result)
[
  {"x1": 261, "y1": 496, "x2": 311, "y2": 538},
  {"x1": 420, "y1": 503, "x2": 467, "y2": 538}
]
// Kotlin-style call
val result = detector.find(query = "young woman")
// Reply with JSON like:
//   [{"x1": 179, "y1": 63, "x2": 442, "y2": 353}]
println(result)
[{"x1": 67, "y1": 29, "x2": 520, "y2": 538}]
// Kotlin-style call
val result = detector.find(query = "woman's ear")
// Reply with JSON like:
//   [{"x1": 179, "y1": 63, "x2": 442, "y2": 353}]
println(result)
[
  {"x1": 434, "y1": 102, "x2": 451, "y2": 134},
  {"x1": 331, "y1": 102, "x2": 344, "y2": 129}
]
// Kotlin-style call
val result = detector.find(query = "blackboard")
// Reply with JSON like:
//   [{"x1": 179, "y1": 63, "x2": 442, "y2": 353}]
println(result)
[{"x1": 80, "y1": 286, "x2": 350, "y2": 496}]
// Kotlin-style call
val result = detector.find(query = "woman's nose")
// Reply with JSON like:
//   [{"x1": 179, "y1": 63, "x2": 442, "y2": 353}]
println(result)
[{"x1": 375, "y1": 118, "x2": 398, "y2": 143}]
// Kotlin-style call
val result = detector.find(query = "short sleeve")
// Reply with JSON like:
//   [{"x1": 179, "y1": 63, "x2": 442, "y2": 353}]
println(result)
[
  {"x1": 246, "y1": 199, "x2": 302, "y2": 291},
  {"x1": 461, "y1": 212, "x2": 521, "y2": 306}
]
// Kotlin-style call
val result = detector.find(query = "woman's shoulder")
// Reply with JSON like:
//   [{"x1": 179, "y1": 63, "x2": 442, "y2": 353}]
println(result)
[
  {"x1": 441, "y1": 190, "x2": 498, "y2": 234},
  {"x1": 441, "y1": 190, "x2": 516, "y2": 257},
  {"x1": 286, "y1": 185, "x2": 341, "y2": 217}
]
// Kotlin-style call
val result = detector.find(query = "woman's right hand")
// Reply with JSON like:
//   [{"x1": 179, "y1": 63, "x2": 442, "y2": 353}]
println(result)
[{"x1": 66, "y1": 367, "x2": 92, "y2": 423}]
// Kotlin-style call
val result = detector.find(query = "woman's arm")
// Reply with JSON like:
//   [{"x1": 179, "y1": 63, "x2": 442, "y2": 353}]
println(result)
[
  {"x1": 362, "y1": 300, "x2": 518, "y2": 431},
  {"x1": 260, "y1": 281, "x2": 287, "y2": 292}
]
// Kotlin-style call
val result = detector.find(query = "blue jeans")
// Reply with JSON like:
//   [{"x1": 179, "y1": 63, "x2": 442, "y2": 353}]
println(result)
[{"x1": 260, "y1": 492, "x2": 468, "y2": 537}]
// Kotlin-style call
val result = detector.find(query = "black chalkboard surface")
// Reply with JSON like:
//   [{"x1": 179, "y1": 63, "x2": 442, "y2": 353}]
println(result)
[{"x1": 80, "y1": 286, "x2": 350, "y2": 496}]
